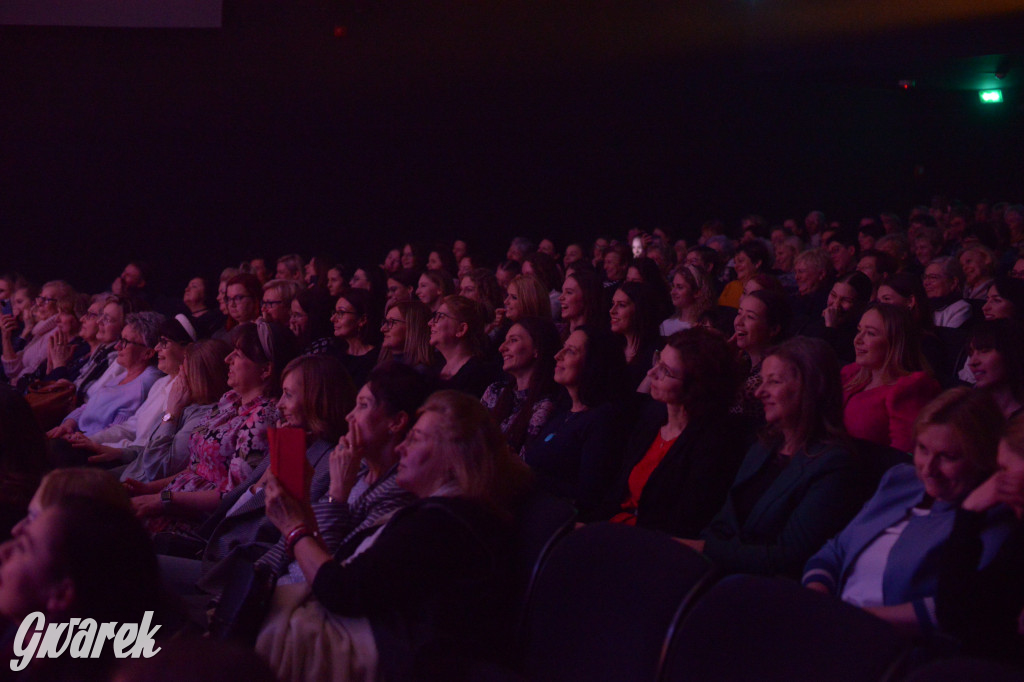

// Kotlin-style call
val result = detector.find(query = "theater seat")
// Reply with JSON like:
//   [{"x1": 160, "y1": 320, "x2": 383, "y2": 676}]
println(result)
[
  {"x1": 518, "y1": 522, "x2": 715, "y2": 682},
  {"x1": 661, "y1": 574, "x2": 908, "y2": 682}
]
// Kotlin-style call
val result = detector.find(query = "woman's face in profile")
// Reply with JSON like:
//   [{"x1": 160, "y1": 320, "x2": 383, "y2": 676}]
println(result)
[
  {"x1": 914, "y1": 424, "x2": 980, "y2": 502},
  {"x1": 755, "y1": 355, "x2": 801, "y2": 428},
  {"x1": 395, "y1": 411, "x2": 450, "y2": 497},
  {"x1": 0, "y1": 506, "x2": 63, "y2": 621}
]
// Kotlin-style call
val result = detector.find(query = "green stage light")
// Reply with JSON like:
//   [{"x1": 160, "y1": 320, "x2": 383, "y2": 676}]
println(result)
[{"x1": 979, "y1": 90, "x2": 1003, "y2": 103}]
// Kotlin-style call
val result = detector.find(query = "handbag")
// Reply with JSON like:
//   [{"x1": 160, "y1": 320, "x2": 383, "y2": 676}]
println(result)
[{"x1": 24, "y1": 380, "x2": 77, "y2": 431}]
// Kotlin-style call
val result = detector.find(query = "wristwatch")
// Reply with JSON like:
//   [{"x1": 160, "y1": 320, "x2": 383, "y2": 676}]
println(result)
[{"x1": 160, "y1": 489, "x2": 173, "y2": 510}]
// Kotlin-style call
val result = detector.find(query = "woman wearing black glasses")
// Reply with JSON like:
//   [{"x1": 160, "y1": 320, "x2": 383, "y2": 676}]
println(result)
[
  {"x1": 593, "y1": 327, "x2": 752, "y2": 536},
  {"x1": 332, "y1": 288, "x2": 381, "y2": 389},
  {"x1": 429, "y1": 295, "x2": 500, "y2": 398},
  {"x1": 377, "y1": 300, "x2": 437, "y2": 374}
]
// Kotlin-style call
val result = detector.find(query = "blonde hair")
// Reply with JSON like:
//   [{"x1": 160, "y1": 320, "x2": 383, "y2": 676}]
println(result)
[
  {"x1": 183, "y1": 339, "x2": 231, "y2": 404},
  {"x1": 915, "y1": 388, "x2": 1003, "y2": 478},
  {"x1": 507, "y1": 274, "x2": 551, "y2": 321},
  {"x1": 844, "y1": 303, "x2": 928, "y2": 395},
  {"x1": 418, "y1": 390, "x2": 532, "y2": 517}
]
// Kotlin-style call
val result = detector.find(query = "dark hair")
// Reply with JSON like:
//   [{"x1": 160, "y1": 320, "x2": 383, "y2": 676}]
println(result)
[
  {"x1": 440, "y1": 295, "x2": 488, "y2": 358},
  {"x1": 292, "y1": 288, "x2": 335, "y2": 346},
  {"x1": 225, "y1": 273, "x2": 263, "y2": 302},
  {"x1": 989, "y1": 275, "x2": 1024, "y2": 321},
  {"x1": 231, "y1": 321, "x2": 300, "y2": 397},
  {"x1": 746, "y1": 290, "x2": 792, "y2": 342},
  {"x1": 663, "y1": 327, "x2": 740, "y2": 420},
  {"x1": 306, "y1": 253, "x2": 335, "y2": 292},
  {"x1": 523, "y1": 251, "x2": 563, "y2": 292},
  {"x1": 491, "y1": 316, "x2": 561, "y2": 452},
  {"x1": 615, "y1": 281, "x2": 662, "y2": 347},
  {"x1": 48, "y1": 497, "x2": 162, "y2": 623},
  {"x1": 366, "y1": 362, "x2": 437, "y2": 418},
  {"x1": 402, "y1": 242, "x2": 428, "y2": 271},
  {"x1": 351, "y1": 264, "x2": 388, "y2": 299},
  {"x1": 735, "y1": 240, "x2": 773, "y2": 271},
  {"x1": 388, "y1": 268, "x2": 420, "y2": 290},
  {"x1": 858, "y1": 249, "x2": 898, "y2": 280},
  {"x1": 970, "y1": 319, "x2": 1024, "y2": 403},
  {"x1": 881, "y1": 271, "x2": 934, "y2": 331},
  {"x1": 428, "y1": 244, "x2": 458, "y2": 277},
  {"x1": 338, "y1": 288, "x2": 383, "y2": 346},
  {"x1": 763, "y1": 336, "x2": 847, "y2": 453},
  {"x1": 563, "y1": 269, "x2": 609, "y2": 330},
  {"x1": 573, "y1": 325, "x2": 628, "y2": 408},
  {"x1": 461, "y1": 268, "x2": 504, "y2": 315}
]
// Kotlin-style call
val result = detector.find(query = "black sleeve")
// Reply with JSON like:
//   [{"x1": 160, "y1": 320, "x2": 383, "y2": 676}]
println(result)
[{"x1": 310, "y1": 503, "x2": 493, "y2": 616}]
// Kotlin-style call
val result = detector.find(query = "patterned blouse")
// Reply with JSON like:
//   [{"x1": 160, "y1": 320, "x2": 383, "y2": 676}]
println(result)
[
  {"x1": 480, "y1": 380, "x2": 557, "y2": 457},
  {"x1": 147, "y1": 390, "x2": 278, "y2": 534}
]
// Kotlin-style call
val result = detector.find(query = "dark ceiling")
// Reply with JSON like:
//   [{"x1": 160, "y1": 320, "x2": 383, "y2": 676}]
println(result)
[{"x1": 1, "y1": 1, "x2": 1023, "y2": 291}]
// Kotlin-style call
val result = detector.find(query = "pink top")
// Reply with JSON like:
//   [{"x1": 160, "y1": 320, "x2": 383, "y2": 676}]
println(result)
[{"x1": 841, "y1": 364, "x2": 941, "y2": 453}]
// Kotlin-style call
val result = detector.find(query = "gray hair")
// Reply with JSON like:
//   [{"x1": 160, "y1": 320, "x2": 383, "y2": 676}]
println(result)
[
  {"x1": 262, "y1": 278, "x2": 302, "y2": 304},
  {"x1": 125, "y1": 311, "x2": 166, "y2": 349},
  {"x1": 928, "y1": 256, "x2": 964, "y2": 286}
]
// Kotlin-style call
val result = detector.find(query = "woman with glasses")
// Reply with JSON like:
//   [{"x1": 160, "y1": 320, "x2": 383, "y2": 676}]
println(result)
[
  {"x1": 289, "y1": 288, "x2": 342, "y2": 357},
  {"x1": 1, "y1": 280, "x2": 74, "y2": 384},
  {"x1": 429, "y1": 295, "x2": 500, "y2": 398},
  {"x1": 222, "y1": 273, "x2": 263, "y2": 331},
  {"x1": 62, "y1": 316, "x2": 198, "y2": 466},
  {"x1": 260, "y1": 279, "x2": 302, "y2": 327},
  {"x1": 47, "y1": 312, "x2": 167, "y2": 465},
  {"x1": 377, "y1": 300, "x2": 437, "y2": 374},
  {"x1": 597, "y1": 328, "x2": 751, "y2": 535},
  {"x1": 332, "y1": 288, "x2": 381, "y2": 389},
  {"x1": 128, "y1": 321, "x2": 297, "y2": 534}
]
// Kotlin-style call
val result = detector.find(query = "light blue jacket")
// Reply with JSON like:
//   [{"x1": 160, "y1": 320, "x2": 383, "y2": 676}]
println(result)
[{"x1": 802, "y1": 463, "x2": 1013, "y2": 633}]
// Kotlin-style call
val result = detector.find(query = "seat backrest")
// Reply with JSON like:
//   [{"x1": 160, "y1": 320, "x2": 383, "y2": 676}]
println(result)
[
  {"x1": 511, "y1": 491, "x2": 578, "y2": 603},
  {"x1": 661, "y1": 574, "x2": 907, "y2": 682},
  {"x1": 518, "y1": 522, "x2": 715, "y2": 682},
  {"x1": 902, "y1": 656, "x2": 1024, "y2": 682}
]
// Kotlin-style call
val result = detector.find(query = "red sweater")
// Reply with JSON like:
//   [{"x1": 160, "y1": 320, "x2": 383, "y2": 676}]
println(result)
[{"x1": 841, "y1": 364, "x2": 941, "y2": 453}]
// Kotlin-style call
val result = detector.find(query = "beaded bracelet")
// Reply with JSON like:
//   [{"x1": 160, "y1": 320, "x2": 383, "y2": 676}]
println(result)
[{"x1": 284, "y1": 525, "x2": 321, "y2": 560}]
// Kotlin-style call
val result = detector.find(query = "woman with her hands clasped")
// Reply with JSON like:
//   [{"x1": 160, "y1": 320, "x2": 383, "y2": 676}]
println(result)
[{"x1": 257, "y1": 390, "x2": 532, "y2": 682}]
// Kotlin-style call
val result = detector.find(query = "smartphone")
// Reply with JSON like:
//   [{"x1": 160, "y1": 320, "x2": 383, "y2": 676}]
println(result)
[
  {"x1": 0, "y1": 300, "x2": 11, "y2": 317},
  {"x1": 269, "y1": 426, "x2": 308, "y2": 503}
]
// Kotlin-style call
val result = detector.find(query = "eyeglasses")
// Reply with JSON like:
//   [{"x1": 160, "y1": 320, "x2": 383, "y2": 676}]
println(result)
[
  {"x1": 35, "y1": 296, "x2": 58, "y2": 305},
  {"x1": 332, "y1": 308, "x2": 357, "y2": 319},
  {"x1": 261, "y1": 299, "x2": 284, "y2": 309},
  {"x1": 650, "y1": 350, "x2": 684, "y2": 380},
  {"x1": 154, "y1": 337, "x2": 177, "y2": 350},
  {"x1": 381, "y1": 317, "x2": 406, "y2": 331},
  {"x1": 100, "y1": 313, "x2": 121, "y2": 325},
  {"x1": 430, "y1": 311, "x2": 454, "y2": 323},
  {"x1": 115, "y1": 336, "x2": 149, "y2": 350},
  {"x1": 226, "y1": 295, "x2": 252, "y2": 305}
]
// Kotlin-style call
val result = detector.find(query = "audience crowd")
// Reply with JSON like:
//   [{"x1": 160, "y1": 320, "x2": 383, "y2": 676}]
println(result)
[{"x1": 2, "y1": 198, "x2": 1024, "y2": 679}]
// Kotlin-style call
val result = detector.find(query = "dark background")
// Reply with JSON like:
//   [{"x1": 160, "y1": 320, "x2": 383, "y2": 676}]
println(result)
[{"x1": 1, "y1": 1, "x2": 1023, "y2": 295}]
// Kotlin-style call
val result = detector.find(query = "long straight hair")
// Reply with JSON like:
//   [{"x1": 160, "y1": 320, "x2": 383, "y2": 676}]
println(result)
[{"x1": 843, "y1": 302, "x2": 928, "y2": 395}]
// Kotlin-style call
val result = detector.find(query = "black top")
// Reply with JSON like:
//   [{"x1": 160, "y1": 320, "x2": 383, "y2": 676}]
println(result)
[
  {"x1": 524, "y1": 401, "x2": 628, "y2": 517},
  {"x1": 591, "y1": 397, "x2": 753, "y2": 537},
  {"x1": 338, "y1": 346, "x2": 379, "y2": 388},
  {"x1": 437, "y1": 356, "x2": 501, "y2": 399},
  {"x1": 937, "y1": 509, "x2": 1024, "y2": 663},
  {"x1": 312, "y1": 496, "x2": 516, "y2": 681}
]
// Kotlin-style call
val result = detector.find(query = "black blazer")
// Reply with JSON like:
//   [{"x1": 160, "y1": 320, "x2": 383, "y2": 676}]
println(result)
[{"x1": 593, "y1": 397, "x2": 753, "y2": 537}]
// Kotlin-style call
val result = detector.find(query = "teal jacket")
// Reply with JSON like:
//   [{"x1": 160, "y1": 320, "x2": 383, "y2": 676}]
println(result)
[{"x1": 701, "y1": 439, "x2": 865, "y2": 578}]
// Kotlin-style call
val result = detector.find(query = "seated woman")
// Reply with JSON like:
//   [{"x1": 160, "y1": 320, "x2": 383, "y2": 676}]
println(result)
[
  {"x1": 258, "y1": 390, "x2": 533, "y2": 682},
  {"x1": 809, "y1": 271, "x2": 873, "y2": 365},
  {"x1": 597, "y1": 328, "x2": 751, "y2": 536},
  {"x1": 0, "y1": 495, "x2": 164, "y2": 681},
  {"x1": 966, "y1": 319, "x2": 1024, "y2": 419},
  {"x1": 66, "y1": 316, "x2": 196, "y2": 460},
  {"x1": 660, "y1": 264, "x2": 715, "y2": 337},
  {"x1": 0, "y1": 280, "x2": 73, "y2": 384},
  {"x1": 48, "y1": 312, "x2": 167, "y2": 465},
  {"x1": 959, "y1": 243, "x2": 997, "y2": 303},
  {"x1": 430, "y1": 295, "x2": 500, "y2": 398},
  {"x1": 523, "y1": 251, "x2": 564, "y2": 319},
  {"x1": 415, "y1": 269, "x2": 453, "y2": 314},
  {"x1": 525, "y1": 326, "x2": 628, "y2": 517},
  {"x1": 804, "y1": 388, "x2": 1010, "y2": 636},
  {"x1": 718, "y1": 241, "x2": 773, "y2": 309},
  {"x1": 261, "y1": 279, "x2": 303, "y2": 327},
  {"x1": 216, "y1": 273, "x2": 263, "y2": 342},
  {"x1": 937, "y1": 413, "x2": 1024, "y2": 662},
  {"x1": 244, "y1": 363, "x2": 432, "y2": 586},
  {"x1": 610, "y1": 281, "x2": 662, "y2": 390},
  {"x1": 332, "y1": 288, "x2": 381, "y2": 388},
  {"x1": 730, "y1": 290, "x2": 790, "y2": 424},
  {"x1": 128, "y1": 320, "x2": 297, "y2": 534},
  {"x1": 183, "y1": 275, "x2": 225, "y2": 339},
  {"x1": 842, "y1": 303, "x2": 941, "y2": 452},
  {"x1": 877, "y1": 272, "x2": 950, "y2": 385},
  {"x1": 981, "y1": 275, "x2": 1024, "y2": 322},
  {"x1": 384, "y1": 269, "x2": 417, "y2": 310},
  {"x1": 161, "y1": 354, "x2": 357, "y2": 597},
  {"x1": 289, "y1": 288, "x2": 342, "y2": 357},
  {"x1": 923, "y1": 256, "x2": 972, "y2": 329},
  {"x1": 376, "y1": 300, "x2": 437, "y2": 374},
  {"x1": 481, "y1": 317, "x2": 561, "y2": 457},
  {"x1": 458, "y1": 268, "x2": 504, "y2": 332},
  {"x1": 679, "y1": 337, "x2": 866, "y2": 578},
  {"x1": 492, "y1": 273, "x2": 551, "y2": 346},
  {"x1": 788, "y1": 248, "x2": 831, "y2": 333},
  {"x1": 559, "y1": 269, "x2": 608, "y2": 336},
  {"x1": 13, "y1": 295, "x2": 89, "y2": 392}
]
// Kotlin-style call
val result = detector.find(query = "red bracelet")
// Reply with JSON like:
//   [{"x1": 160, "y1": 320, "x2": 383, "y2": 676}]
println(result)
[{"x1": 284, "y1": 525, "x2": 321, "y2": 560}]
